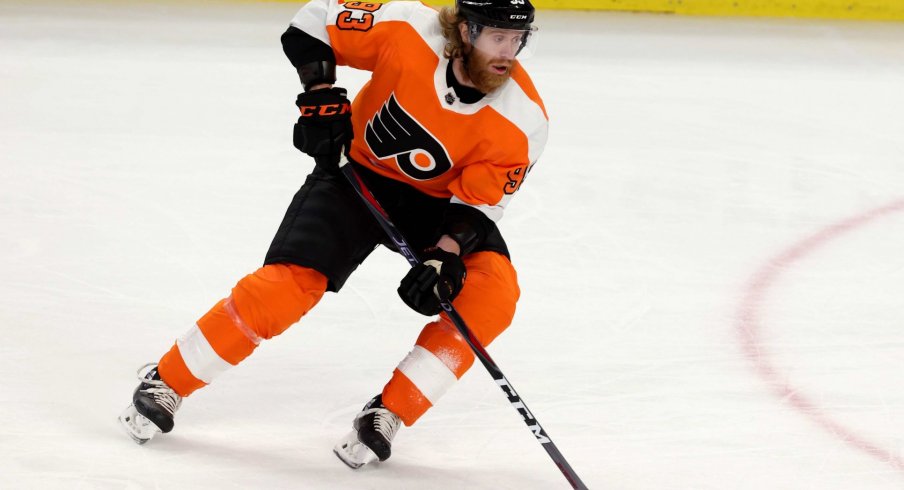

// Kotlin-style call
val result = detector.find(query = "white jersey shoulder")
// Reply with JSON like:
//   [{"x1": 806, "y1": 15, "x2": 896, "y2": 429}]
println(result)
[{"x1": 290, "y1": 0, "x2": 438, "y2": 47}]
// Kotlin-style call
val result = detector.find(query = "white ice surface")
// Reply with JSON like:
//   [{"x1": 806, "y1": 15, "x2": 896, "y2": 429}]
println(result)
[{"x1": 1, "y1": 1, "x2": 904, "y2": 488}]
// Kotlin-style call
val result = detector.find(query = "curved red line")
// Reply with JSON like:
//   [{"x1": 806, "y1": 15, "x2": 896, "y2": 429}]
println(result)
[{"x1": 737, "y1": 198, "x2": 904, "y2": 472}]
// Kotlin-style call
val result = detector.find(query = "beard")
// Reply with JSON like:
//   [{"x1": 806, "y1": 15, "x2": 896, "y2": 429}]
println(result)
[{"x1": 463, "y1": 46, "x2": 512, "y2": 94}]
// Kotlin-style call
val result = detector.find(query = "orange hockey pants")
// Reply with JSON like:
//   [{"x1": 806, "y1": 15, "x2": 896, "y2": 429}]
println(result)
[{"x1": 157, "y1": 251, "x2": 519, "y2": 426}]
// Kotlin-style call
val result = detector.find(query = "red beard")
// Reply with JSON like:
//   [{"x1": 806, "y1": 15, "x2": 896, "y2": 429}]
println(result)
[{"x1": 464, "y1": 47, "x2": 512, "y2": 93}]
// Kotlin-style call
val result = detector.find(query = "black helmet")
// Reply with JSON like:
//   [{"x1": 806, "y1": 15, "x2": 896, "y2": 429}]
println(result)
[{"x1": 457, "y1": 0, "x2": 535, "y2": 30}]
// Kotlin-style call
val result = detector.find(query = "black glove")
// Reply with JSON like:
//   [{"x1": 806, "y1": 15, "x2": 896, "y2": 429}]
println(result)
[
  {"x1": 398, "y1": 247, "x2": 466, "y2": 316},
  {"x1": 293, "y1": 87, "x2": 352, "y2": 170}
]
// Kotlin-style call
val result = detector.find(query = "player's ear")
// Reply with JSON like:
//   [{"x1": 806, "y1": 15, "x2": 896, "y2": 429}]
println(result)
[{"x1": 458, "y1": 21, "x2": 470, "y2": 47}]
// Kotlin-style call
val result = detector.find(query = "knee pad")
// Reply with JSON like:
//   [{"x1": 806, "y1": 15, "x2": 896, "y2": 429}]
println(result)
[
  {"x1": 451, "y1": 251, "x2": 519, "y2": 347},
  {"x1": 231, "y1": 264, "x2": 328, "y2": 340}
]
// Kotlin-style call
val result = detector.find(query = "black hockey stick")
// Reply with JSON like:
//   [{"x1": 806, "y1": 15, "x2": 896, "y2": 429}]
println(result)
[{"x1": 338, "y1": 154, "x2": 588, "y2": 490}]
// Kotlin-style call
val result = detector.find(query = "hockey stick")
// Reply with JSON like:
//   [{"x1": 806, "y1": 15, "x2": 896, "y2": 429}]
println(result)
[{"x1": 338, "y1": 154, "x2": 588, "y2": 490}]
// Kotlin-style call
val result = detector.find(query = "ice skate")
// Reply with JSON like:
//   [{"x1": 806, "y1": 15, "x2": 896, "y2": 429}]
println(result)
[
  {"x1": 333, "y1": 394, "x2": 401, "y2": 469},
  {"x1": 118, "y1": 363, "x2": 182, "y2": 444}
]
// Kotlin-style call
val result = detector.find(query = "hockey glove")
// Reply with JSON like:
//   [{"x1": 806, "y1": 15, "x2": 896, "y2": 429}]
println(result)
[
  {"x1": 398, "y1": 247, "x2": 466, "y2": 316},
  {"x1": 293, "y1": 87, "x2": 352, "y2": 170}
]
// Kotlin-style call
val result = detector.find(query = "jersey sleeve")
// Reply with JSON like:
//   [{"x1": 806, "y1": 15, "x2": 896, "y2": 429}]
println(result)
[
  {"x1": 447, "y1": 161, "x2": 533, "y2": 222},
  {"x1": 289, "y1": 0, "x2": 433, "y2": 72},
  {"x1": 447, "y1": 116, "x2": 548, "y2": 223}
]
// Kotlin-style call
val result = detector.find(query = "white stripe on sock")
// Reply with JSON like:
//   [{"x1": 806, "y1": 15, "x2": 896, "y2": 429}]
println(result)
[
  {"x1": 397, "y1": 345, "x2": 458, "y2": 404},
  {"x1": 176, "y1": 324, "x2": 233, "y2": 384}
]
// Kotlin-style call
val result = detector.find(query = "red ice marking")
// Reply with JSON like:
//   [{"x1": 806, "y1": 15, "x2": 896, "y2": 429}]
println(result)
[{"x1": 737, "y1": 198, "x2": 904, "y2": 472}]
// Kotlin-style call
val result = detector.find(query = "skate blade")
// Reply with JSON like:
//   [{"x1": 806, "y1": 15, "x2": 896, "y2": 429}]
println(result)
[
  {"x1": 118, "y1": 404, "x2": 160, "y2": 445},
  {"x1": 333, "y1": 430, "x2": 379, "y2": 469}
]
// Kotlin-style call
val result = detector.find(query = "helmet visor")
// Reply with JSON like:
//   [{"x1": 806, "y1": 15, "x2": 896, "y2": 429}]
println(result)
[{"x1": 467, "y1": 23, "x2": 539, "y2": 60}]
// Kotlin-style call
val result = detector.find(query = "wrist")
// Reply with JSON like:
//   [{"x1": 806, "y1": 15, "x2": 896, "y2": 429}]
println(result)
[
  {"x1": 434, "y1": 235, "x2": 461, "y2": 256},
  {"x1": 297, "y1": 59, "x2": 337, "y2": 92}
]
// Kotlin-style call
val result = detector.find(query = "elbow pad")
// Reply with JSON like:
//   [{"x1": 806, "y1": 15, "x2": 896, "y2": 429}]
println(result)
[{"x1": 281, "y1": 26, "x2": 337, "y2": 91}]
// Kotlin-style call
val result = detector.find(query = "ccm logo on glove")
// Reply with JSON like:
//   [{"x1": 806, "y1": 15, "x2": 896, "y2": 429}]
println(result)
[
  {"x1": 293, "y1": 87, "x2": 353, "y2": 170},
  {"x1": 298, "y1": 103, "x2": 350, "y2": 117}
]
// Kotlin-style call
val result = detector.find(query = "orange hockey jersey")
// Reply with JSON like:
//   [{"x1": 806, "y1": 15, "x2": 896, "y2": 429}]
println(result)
[{"x1": 290, "y1": 0, "x2": 548, "y2": 223}]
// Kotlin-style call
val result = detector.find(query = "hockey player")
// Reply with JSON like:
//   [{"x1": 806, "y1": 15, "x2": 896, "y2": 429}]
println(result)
[{"x1": 120, "y1": 0, "x2": 547, "y2": 469}]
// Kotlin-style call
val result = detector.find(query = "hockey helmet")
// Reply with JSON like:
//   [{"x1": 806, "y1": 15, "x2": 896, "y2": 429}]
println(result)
[
  {"x1": 457, "y1": 0, "x2": 535, "y2": 30},
  {"x1": 457, "y1": 0, "x2": 539, "y2": 59}
]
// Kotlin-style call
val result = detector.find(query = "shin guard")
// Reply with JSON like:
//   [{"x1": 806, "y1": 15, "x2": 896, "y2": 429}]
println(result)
[
  {"x1": 383, "y1": 251, "x2": 519, "y2": 425},
  {"x1": 158, "y1": 264, "x2": 327, "y2": 396}
]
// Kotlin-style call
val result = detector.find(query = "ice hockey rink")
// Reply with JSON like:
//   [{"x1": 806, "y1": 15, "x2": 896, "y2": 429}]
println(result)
[{"x1": 2, "y1": 0, "x2": 903, "y2": 488}]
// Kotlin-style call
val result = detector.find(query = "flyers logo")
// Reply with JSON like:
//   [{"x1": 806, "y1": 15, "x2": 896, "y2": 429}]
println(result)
[{"x1": 365, "y1": 94, "x2": 453, "y2": 180}]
